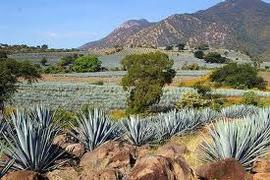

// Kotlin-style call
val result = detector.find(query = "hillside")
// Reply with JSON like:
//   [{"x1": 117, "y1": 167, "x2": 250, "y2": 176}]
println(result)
[{"x1": 81, "y1": 0, "x2": 270, "y2": 56}]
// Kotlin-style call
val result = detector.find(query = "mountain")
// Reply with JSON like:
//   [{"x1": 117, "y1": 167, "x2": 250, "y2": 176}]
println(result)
[{"x1": 81, "y1": 0, "x2": 270, "y2": 56}]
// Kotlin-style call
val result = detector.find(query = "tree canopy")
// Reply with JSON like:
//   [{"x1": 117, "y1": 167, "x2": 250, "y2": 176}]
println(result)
[
  {"x1": 73, "y1": 55, "x2": 102, "y2": 73},
  {"x1": 121, "y1": 52, "x2": 176, "y2": 114}
]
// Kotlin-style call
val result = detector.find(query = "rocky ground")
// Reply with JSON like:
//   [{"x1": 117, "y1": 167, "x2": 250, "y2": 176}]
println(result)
[{"x1": 2, "y1": 133, "x2": 270, "y2": 180}]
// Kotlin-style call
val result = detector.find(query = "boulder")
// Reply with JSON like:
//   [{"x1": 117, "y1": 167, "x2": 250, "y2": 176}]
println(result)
[
  {"x1": 253, "y1": 173, "x2": 270, "y2": 180},
  {"x1": 125, "y1": 155, "x2": 195, "y2": 180},
  {"x1": 65, "y1": 143, "x2": 85, "y2": 157},
  {"x1": 80, "y1": 141, "x2": 136, "y2": 175},
  {"x1": 156, "y1": 143, "x2": 188, "y2": 159},
  {"x1": 79, "y1": 168, "x2": 121, "y2": 180},
  {"x1": 253, "y1": 160, "x2": 270, "y2": 173},
  {"x1": 2, "y1": 170, "x2": 47, "y2": 180},
  {"x1": 47, "y1": 167, "x2": 79, "y2": 180},
  {"x1": 196, "y1": 158, "x2": 251, "y2": 180}
]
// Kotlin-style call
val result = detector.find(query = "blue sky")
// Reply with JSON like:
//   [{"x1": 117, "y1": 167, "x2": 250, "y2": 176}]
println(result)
[{"x1": 0, "y1": 0, "x2": 269, "y2": 48}]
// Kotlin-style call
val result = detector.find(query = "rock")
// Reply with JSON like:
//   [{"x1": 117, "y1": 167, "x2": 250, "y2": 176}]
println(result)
[
  {"x1": 79, "y1": 168, "x2": 121, "y2": 180},
  {"x1": 125, "y1": 155, "x2": 195, "y2": 180},
  {"x1": 2, "y1": 170, "x2": 47, "y2": 180},
  {"x1": 156, "y1": 143, "x2": 188, "y2": 159},
  {"x1": 196, "y1": 158, "x2": 251, "y2": 180},
  {"x1": 65, "y1": 143, "x2": 85, "y2": 157},
  {"x1": 80, "y1": 141, "x2": 136, "y2": 175},
  {"x1": 53, "y1": 134, "x2": 69, "y2": 149},
  {"x1": 47, "y1": 167, "x2": 79, "y2": 180},
  {"x1": 253, "y1": 173, "x2": 270, "y2": 180},
  {"x1": 136, "y1": 145, "x2": 152, "y2": 159},
  {"x1": 254, "y1": 160, "x2": 270, "y2": 173}
]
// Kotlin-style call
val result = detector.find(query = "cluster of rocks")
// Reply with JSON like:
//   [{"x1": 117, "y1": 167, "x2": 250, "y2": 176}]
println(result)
[{"x1": 2, "y1": 134, "x2": 270, "y2": 180}]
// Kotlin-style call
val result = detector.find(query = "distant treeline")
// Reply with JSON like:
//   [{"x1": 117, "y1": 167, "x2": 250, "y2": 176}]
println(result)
[{"x1": 0, "y1": 43, "x2": 78, "y2": 54}]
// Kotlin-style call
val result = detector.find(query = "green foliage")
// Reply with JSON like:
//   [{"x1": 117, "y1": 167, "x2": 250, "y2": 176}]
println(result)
[
  {"x1": 58, "y1": 54, "x2": 81, "y2": 67},
  {"x1": 176, "y1": 43, "x2": 185, "y2": 51},
  {"x1": 204, "y1": 52, "x2": 229, "y2": 64},
  {"x1": 242, "y1": 91, "x2": 260, "y2": 106},
  {"x1": 210, "y1": 63, "x2": 266, "y2": 90},
  {"x1": 194, "y1": 50, "x2": 204, "y2": 59},
  {"x1": 0, "y1": 51, "x2": 8, "y2": 60},
  {"x1": 73, "y1": 55, "x2": 102, "y2": 73},
  {"x1": 122, "y1": 116, "x2": 157, "y2": 146},
  {"x1": 40, "y1": 57, "x2": 48, "y2": 66},
  {"x1": 176, "y1": 92, "x2": 211, "y2": 109},
  {"x1": 44, "y1": 65, "x2": 66, "y2": 74},
  {"x1": 3, "y1": 109, "x2": 63, "y2": 172},
  {"x1": 165, "y1": 45, "x2": 173, "y2": 50},
  {"x1": 200, "y1": 110, "x2": 270, "y2": 170},
  {"x1": 121, "y1": 52, "x2": 176, "y2": 114},
  {"x1": 0, "y1": 59, "x2": 41, "y2": 113},
  {"x1": 71, "y1": 109, "x2": 119, "y2": 151}
]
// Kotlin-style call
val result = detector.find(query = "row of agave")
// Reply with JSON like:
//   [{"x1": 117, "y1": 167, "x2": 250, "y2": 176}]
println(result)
[{"x1": 0, "y1": 105, "x2": 266, "y2": 177}]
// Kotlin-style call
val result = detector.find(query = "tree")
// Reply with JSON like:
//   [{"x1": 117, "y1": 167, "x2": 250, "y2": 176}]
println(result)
[
  {"x1": 194, "y1": 50, "x2": 204, "y2": 59},
  {"x1": 41, "y1": 44, "x2": 48, "y2": 50},
  {"x1": 40, "y1": 57, "x2": 48, "y2": 66},
  {"x1": 0, "y1": 51, "x2": 8, "y2": 59},
  {"x1": 176, "y1": 43, "x2": 185, "y2": 51},
  {"x1": 204, "y1": 52, "x2": 229, "y2": 64},
  {"x1": 0, "y1": 59, "x2": 41, "y2": 119},
  {"x1": 210, "y1": 63, "x2": 266, "y2": 90},
  {"x1": 121, "y1": 52, "x2": 176, "y2": 114},
  {"x1": 72, "y1": 55, "x2": 102, "y2": 73}
]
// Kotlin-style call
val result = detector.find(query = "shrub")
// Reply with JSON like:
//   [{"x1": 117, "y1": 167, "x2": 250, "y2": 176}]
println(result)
[
  {"x1": 73, "y1": 55, "x2": 102, "y2": 73},
  {"x1": 3, "y1": 109, "x2": 63, "y2": 172},
  {"x1": 122, "y1": 116, "x2": 157, "y2": 146},
  {"x1": 122, "y1": 52, "x2": 175, "y2": 114},
  {"x1": 204, "y1": 52, "x2": 229, "y2": 63},
  {"x1": 40, "y1": 57, "x2": 48, "y2": 66},
  {"x1": 200, "y1": 111, "x2": 270, "y2": 170},
  {"x1": 242, "y1": 91, "x2": 260, "y2": 106},
  {"x1": 176, "y1": 92, "x2": 211, "y2": 109},
  {"x1": 210, "y1": 63, "x2": 266, "y2": 90},
  {"x1": 71, "y1": 109, "x2": 119, "y2": 151},
  {"x1": 181, "y1": 63, "x2": 200, "y2": 70},
  {"x1": 194, "y1": 50, "x2": 204, "y2": 59},
  {"x1": 44, "y1": 65, "x2": 66, "y2": 74}
]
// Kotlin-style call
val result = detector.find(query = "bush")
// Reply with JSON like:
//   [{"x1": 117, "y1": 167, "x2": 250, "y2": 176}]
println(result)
[
  {"x1": 181, "y1": 63, "x2": 200, "y2": 70},
  {"x1": 73, "y1": 55, "x2": 102, "y2": 73},
  {"x1": 176, "y1": 92, "x2": 211, "y2": 109},
  {"x1": 242, "y1": 91, "x2": 260, "y2": 106},
  {"x1": 122, "y1": 52, "x2": 176, "y2": 114},
  {"x1": 204, "y1": 52, "x2": 229, "y2": 64},
  {"x1": 194, "y1": 50, "x2": 204, "y2": 59},
  {"x1": 210, "y1": 63, "x2": 266, "y2": 90}
]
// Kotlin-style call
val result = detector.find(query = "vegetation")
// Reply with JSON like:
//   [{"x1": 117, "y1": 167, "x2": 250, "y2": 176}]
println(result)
[
  {"x1": 72, "y1": 55, "x2": 102, "y2": 73},
  {"x1": 204, "y1": 52, "x2": 229, "y2": 64},
  {"x1": 181, "y1": 63, "x2": 200, "y2": 70},
  {"x1": 0, "y1": 43, "x2": 78, "y2": 54},
  {"x1": 2, "y1": 108, "x2": 63, "y2": 172},
  {"x1": 210, "y1": 63, "x2": 266, "y2": 89},
  {"x1": 194, "y1": 50, "x2": 204, "y2": 59},
  {"x1": 121, "y1": 52, "x2": 176, "y2": 114},
  {"x1": 201, "y1": 111, "x2": 270, "y2": 170},
  {"x1": 71, "y1": 109, "x2": 119, "y2": 151},
  {"x1": 0, "y1": 59, "x2": 41, "y2": 118}
]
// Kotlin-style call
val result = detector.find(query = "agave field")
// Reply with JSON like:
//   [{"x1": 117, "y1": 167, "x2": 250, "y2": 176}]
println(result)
[
  {"x1": 10, "y1": 82, "x2": 270, "y2": 110},
  {"x1": 0, "y1": 105, "x2": 270, "y2": 178}
]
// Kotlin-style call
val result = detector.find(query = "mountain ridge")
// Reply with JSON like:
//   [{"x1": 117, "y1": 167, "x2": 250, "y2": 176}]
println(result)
[{"x1": 81, "y1": 0, "x2": 270, "y2": 56}]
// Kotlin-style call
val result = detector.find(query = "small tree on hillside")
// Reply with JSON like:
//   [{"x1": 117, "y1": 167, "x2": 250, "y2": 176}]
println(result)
[
  {"x1": 204, "y1": 52, "x2": 229, "y2": 64},
  {"x1": 121, "y1": 52, "x2": 176, "y2": 114},
  {"x1": 251, "y1": 56, "x2": 263, "y2": 69},
  {"x1": 194, "y1": 50, "x2": 204, "y2": 59},
  {"x1": 0, "y1": 59, "x2": 41, "y2": 119}
]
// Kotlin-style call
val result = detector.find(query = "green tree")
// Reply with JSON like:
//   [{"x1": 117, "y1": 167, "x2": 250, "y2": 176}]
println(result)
[
  {"x1": 210, "y1": 63, "x2": 266, "y2": 90},
  {"x1": 194, "y1": 50, "x2": 204, "y2": 59},
  {"x1": 121, "y1": 52, "x2": 176, "y2": 114},
  {"x1": 73, "y1": 55, "x2": 102, "y2": 73},
  {"x1": 251, "y1": 56, "x2": 263, "y2": 69},
  {"x1": 0, "y1": 59, "x2": 41, "y2": 118},
  {"x1": 176, "y1": 43, "x2": 185, "y2": 51},
  {"x1": 204, "y1": 52, "x2": 229, "y2": 64}
]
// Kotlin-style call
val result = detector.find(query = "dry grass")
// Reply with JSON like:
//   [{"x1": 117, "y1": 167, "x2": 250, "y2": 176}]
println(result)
[{"x1": 167, "y1": 129, "x2": 209, "y2": 169}]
